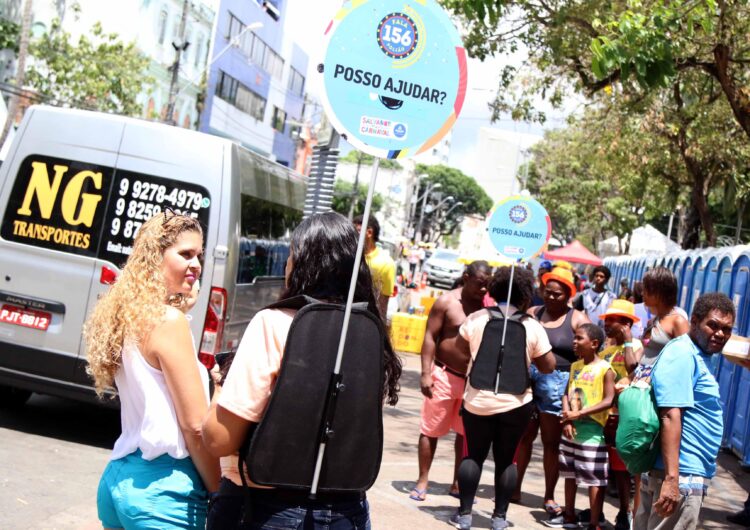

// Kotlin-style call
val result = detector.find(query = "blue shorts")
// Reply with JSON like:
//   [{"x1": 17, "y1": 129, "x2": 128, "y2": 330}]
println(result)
[
  {"x1": 97, "y1": 449, "x2": 208, "y2": 529},
  {"x1": 530, "y1": 365, "x2": 570, "y2": 416}
]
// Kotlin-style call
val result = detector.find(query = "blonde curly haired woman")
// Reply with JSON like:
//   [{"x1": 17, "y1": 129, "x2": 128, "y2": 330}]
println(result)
[{"x1": 84, "y1": 211, "x2": 219, "y2": 530}]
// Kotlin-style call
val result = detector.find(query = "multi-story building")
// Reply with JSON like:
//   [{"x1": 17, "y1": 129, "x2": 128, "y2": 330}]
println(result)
[
  {"x1": 200, "y1": 0, "x2": 308, "y2": 167},
  {"x1": 0, "y1": 0, "x2": 215, "y2": 131},
  {"x1": 473, "y1": 127, "x2": 542, "y2": 201}
]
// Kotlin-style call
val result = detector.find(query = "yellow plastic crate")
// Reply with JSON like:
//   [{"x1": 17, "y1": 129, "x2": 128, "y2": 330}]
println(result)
[{"x1": 390, "y1": 312, "x2": 428, "y2": 354}]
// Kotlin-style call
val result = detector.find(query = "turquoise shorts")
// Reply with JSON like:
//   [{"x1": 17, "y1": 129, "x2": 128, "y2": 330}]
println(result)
[{"x1": 97, "y1": 449, "x2": 208, "y2": 529}]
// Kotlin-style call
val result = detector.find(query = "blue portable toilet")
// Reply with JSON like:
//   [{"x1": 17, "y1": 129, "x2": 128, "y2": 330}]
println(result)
[
  {"x1": 702, "y1": 251, "x2": 723, "y2": 294},
  {"x1": 721, "y1": 251, "x2": 750, "y2": 448},
  {"x1": 630, "y1": 256, "x2": 644, "y2": 285},
  {"x1": 636, "y1": 255, "x2": 653, "y2": 282},
  {"x1": 671, "y1": 251, "x2": 686, "y2": 286},
  {"x1": 612, "y1": 257, "x2": 625, "y2": 292},
  {"x1": 688, "y1": 250, "x2": 715, "y2": 314},
  {"x1": 618, "y1": 257, "x2": 638, "y2": 288},
  {"x1": 717, "y1": 250, "x2": 740, "y2": 296},
  {"x1": 678, "y1": 254, "x2": 697, "y2": 311}
]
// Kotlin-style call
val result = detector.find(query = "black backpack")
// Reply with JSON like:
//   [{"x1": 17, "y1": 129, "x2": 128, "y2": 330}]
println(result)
[
  {"x1": 469, "y1": 307, "x2": 531, "y2": 394},
  {"x1": 240, "y1": 295, "x2": 386, "y2": 493}
]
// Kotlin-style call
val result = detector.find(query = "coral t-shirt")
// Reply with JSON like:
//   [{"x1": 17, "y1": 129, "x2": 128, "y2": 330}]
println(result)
[
  {"x1": 459, "y1": 304, "x2": 552, "y2": 416},
  {"x1": 218, "y1": 308, "x2": 295, "y2": 485}
]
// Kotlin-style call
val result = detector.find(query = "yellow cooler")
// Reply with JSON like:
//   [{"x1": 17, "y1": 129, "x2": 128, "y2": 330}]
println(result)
[{"x1": 390, "y1": 312, "x2": 428, "y2": 354}]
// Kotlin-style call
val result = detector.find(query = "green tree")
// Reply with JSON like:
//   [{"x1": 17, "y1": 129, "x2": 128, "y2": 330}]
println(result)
[
  {"x1": 25, "y1": 19, "x2": 151, "y2": 115},
  {"x1": 441, "y1": 0, "x2": 750, "y2": 247},
  {"x1": 339, "y1": 149, "x2": 403, "y2": 170},
  {"x1": 0, "y1": 17, "x2": 19, "y2": 52},
  {"x1": 412, "y1": 164, "x2": 493, "y2": 242},
  {"x1": 331, "y1": 180, "x2": 384, "y2": 218}
]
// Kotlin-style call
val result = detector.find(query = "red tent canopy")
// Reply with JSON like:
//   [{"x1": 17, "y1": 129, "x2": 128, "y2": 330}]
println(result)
[{"x1": 543, "y1": 240, "x2": 602, "y2": 266}]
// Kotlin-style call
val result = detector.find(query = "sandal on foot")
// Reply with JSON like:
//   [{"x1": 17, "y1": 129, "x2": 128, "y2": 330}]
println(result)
[
  {"x1": 409, "y1": 487, "x2": 427, "y2": 501},
  {"x1": 543, "y1": 500, "x2": 563, "y2": 516}
]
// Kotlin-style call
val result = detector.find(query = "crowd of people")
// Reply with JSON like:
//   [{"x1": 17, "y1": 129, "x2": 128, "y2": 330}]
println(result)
[
  {"x1": 412, "y1": 257, "x2": 738, "y2": 530},
  {"x1": 80, "y1": 208, "x2": 742, "y2": 530},
  {"x1": 84, "y1": 211, "x2": 401, "y2": 530}
]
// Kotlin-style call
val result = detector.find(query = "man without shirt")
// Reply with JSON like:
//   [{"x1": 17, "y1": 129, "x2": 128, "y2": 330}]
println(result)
[{"x1": 410, "y1": 261, "x2": 491, "y2": 501}]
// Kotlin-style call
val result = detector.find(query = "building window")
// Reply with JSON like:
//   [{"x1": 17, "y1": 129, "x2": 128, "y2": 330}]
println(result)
[
  {"x1": 271, "y1": 106, "x2": 286, "y2": 132},
  {"x1": 158, "y1": 8, "x2": 168, "y2": 45},
  {"x1": 172, "y1": 15, "x2": 181, "y2": 42},
  {"x1": 288, "y1": 67, "x2": 304, "y2": 97},
  {"x1": 216, "y1": 70, "x2": 266, "y2": 121},
  {"x1": 194, "y1": 35, "x2": 203, "y2": 68},
  {"x1": 226, "y1": 12, "x2": 243, "y2": 40}
]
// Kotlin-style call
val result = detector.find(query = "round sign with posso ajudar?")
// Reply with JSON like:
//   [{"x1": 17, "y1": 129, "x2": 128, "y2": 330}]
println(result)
[
  {"x1": 319, "y1": 0, "x2": 467, "y2": 160},
  {"x1": 487, "y1": 195, "x2": 552, "y2": 261}
]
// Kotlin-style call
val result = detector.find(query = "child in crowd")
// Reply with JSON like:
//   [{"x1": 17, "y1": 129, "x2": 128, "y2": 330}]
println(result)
[
  {"x1": 555, "y1": 324, "x2": 615, "y2": 530},
  {"x1": 599, "y1": 300, "x2": 643, "y2": 530}
]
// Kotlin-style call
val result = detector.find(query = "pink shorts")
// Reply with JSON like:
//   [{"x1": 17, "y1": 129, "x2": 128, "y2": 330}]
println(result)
[{"x1": 420, "y1": 364, "x2": 465, "y2": 438}]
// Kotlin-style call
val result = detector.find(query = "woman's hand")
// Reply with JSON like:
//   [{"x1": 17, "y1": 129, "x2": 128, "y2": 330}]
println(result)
[{"x1": 561, "y1": 409, "x2": 581, "y2": 422}]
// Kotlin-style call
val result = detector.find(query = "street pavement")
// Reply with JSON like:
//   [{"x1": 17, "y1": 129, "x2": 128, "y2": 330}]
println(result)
[{"x1": 1, "y1": 336, "x2": 750, "y2": 528}]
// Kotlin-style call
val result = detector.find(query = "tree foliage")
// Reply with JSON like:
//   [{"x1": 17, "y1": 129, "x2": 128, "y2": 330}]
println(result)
[
  {"x1": 25, "y1": 19, "x2": 151, "y2": 115},
  {"x1": 441, "y1": 0, "x2": 750, "y2": 248},
  {"x1": 0, "y1": 17, "x2": 19, "y2": 52},
  {"x1": 331, "y1": 180, "x2": 384, "y2": 217},
  {"x1": 411, "y1": 164, "x2": 493, "y2": 242},
  {"x1": 339, "y1": 149, "x2": 403, "y2": 170}
]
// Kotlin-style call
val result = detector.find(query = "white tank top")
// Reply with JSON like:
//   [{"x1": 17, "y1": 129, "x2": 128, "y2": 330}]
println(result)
[{"x1": 110, "y1": 341, "x2": 209, "y2": 461}]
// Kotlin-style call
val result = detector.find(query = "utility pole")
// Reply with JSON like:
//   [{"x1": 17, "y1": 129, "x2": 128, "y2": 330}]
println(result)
[
  {"x1": 0, "y1": 0, "x2": 33, "y2": 149},
  {"x1": 165, "y1": 0, "x2": 190, "y2": 125}
]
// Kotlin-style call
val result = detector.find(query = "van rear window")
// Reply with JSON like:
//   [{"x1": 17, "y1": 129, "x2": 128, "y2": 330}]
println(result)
[{"x1": 1, "y1": 155, "x2": 211, "y2": 267}]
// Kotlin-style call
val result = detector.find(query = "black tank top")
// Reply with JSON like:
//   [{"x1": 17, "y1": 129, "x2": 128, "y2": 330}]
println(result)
[{"x1": 535, "y1": 306, "x2": 576, "y2": 371}]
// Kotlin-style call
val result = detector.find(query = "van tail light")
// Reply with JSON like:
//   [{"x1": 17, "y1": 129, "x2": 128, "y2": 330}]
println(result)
[
  {"x1": 100, "y1": 266, "x2": 118, "y2": 285},
  {"x1": 199, "y1": 287, "x2": 227, "y2": 370}
]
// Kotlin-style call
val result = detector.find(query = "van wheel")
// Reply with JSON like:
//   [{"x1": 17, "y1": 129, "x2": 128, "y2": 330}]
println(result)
[{"x1": 0, "y1": 386, "x2": 32, "y2": 408}]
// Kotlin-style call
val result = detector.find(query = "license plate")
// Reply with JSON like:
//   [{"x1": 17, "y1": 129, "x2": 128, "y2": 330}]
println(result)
[{"x1": 0, "y1": 304, "x2": 51, "y2": 331}]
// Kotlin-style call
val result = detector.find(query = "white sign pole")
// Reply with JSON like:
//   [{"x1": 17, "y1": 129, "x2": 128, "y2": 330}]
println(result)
[
  {"x1": 309, "y1": 158, "x2": 380, "y2": 496},
  {"x1": 494, "y1": 262, "x2": 516, "y2": 394}
]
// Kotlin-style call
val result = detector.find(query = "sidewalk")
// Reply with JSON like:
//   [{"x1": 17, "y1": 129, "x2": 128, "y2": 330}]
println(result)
[{"x1": 370, "y1": 352, "x2": 750, "y2": 529}]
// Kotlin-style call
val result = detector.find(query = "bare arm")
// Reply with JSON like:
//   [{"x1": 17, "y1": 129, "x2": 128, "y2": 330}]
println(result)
[
  {"x1": 533, "y1": 350, "x2": 556, "y2": 374},
  {"x1": 420, "y1": 297, "x2": 449, "y2": 398},
  {"x1": 571, "y1": 309, "x2": 591, "y2": 328},
  {"x1": 561, "y1": 393, "x2": 575, "y2": 439},
  {"x1": 670, "y1": 315, "x2": 690, "y2": 337},
  {"x1": 654, "y1": 407, "x2": 683, "y2": 517},
  {"x1": 202, "y1": 385, "x2": 253, "y2": 457},
  {"x1": 619, "y1": 324, "x2": 642, "y2": 374},
  {"x1": 377, "y1": 294, "x2": 389, "y2": 320},
  {"x1": 150, "y1": 308, "x2": 220, "y2": 492}
]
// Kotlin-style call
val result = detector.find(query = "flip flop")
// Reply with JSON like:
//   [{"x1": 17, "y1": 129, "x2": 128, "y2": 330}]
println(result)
[
  {"x1": 543, "y1": 500, "x2": 562, "y2": 516},
  {"x1": 409, "y1": 488, "x2": 427, "y2": 501}
]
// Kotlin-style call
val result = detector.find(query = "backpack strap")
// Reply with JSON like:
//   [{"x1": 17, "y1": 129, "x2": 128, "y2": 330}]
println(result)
[
  {"x1": 266, "y1": 295, "x2": 320, "y2": 311},
  {"x1": 266, "y1": 295, "x2": 370, "y2": 312}
]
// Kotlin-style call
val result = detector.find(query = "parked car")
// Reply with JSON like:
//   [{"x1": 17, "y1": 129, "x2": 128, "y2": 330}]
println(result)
[{"x1": 423, "y1": 249, "x2": 464, "y2": 288}]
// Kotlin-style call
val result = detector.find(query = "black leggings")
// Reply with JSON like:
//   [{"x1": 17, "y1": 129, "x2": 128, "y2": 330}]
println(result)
[{"x1": 457, "y1": 402, "x2": 534, "y2": 518}]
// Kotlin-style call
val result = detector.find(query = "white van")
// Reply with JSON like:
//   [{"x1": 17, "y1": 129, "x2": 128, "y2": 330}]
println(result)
[{"x1": 0, "y1": 106, "x2": 306, "y2": 406}]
